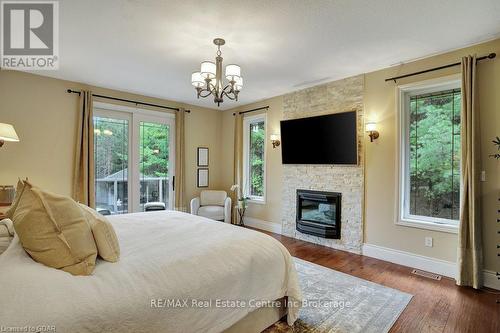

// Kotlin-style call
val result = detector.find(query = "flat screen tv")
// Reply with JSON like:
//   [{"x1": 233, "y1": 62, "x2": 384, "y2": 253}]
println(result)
[{"x1": 280, "y1": 111, "x2": 357, "y2": 165}]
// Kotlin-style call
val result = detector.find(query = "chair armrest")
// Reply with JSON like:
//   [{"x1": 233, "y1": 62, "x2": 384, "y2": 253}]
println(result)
[
  {"x1": 190, "y1": 197, "x2": 200, "y2": 215},
  {"x1": 224, "y1": 197, "x2": 232, "y2": 223}
]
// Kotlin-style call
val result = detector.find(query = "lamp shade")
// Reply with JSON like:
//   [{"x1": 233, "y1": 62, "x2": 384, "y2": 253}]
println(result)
[
  {"x1": 225, "y1": 64, "x2": 241, "y2": 81},
  {"x1": 0, "y1": 123, "x2": 19, "y2": 142},
  {"x1": 234, "y1": 76, "x2": 243, "y2": 90},
  {"x1": 365, "y1": 122, "x2": 377, "y2": 132},
  {"x1": 191, "y1": 71, "x2": 205, "y2": 88},
  {"x1": 200, "y1": 61, "x2": 216, "y2": 79},
  {"x1": 270, "y1": 134, "x2": 280, "y2": 141}
]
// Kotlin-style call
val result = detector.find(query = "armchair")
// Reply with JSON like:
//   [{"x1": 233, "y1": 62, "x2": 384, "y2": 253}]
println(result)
[{"x1": 190, "y1": 190, "x2": 232, "y2": 223}]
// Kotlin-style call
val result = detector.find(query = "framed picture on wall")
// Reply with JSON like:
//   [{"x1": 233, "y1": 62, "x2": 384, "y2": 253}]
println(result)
[
  {"x1": 197, "y1": 147, "x2": 209, "y2": 167},
  {"x1": 197, "y1": 168, "x2": 209, "y2": 188}
]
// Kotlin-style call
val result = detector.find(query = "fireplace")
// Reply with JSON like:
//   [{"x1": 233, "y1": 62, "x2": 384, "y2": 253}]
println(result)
[{"x1": 296, "y1": 189, "x2": 341, "y2": 239}]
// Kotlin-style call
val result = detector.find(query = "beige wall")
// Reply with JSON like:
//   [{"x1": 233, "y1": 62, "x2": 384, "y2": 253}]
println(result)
[
  {"x1": 221, "y1": 38, "x2": 500, "y2": 271},
  {"x1": 0, "y1": 70, "x2": 223, "y2": 206}
]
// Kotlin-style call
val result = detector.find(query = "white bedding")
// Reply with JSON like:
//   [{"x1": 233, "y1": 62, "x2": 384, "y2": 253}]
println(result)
[{"x1": 0, "y1": 211, "x2": 302, "y2": 333}]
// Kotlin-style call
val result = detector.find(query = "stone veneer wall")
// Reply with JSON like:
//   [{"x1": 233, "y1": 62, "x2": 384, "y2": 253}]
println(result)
[{"x1": 281, "y1": 74, "x2": 364, "y2": 254}]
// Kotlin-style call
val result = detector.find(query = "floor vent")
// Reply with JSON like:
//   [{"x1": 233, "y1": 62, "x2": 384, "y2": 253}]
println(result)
[{"x1": 411, "y1": 269, "x2": 442, "y2": 280}]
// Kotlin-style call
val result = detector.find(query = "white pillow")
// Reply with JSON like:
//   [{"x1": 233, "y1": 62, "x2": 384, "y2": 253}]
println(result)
[
  {"x1": 0, "y1": 219, "x2": 14, "y2": 255},
  {"x1": 0, "y1": 219, "x2": 14, "y2": 236}
]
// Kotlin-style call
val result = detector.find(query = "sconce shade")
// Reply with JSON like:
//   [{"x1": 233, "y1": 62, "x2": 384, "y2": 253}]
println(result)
[
  {"x1": 0, "y1": 123, "x2": 20, "y2": 142},
  {"x1": 365, "y1": 122, "x2": 377, "y2": 132},
  {"x1": 270, "y1": 134, "x2": 281, "y2": 148}
]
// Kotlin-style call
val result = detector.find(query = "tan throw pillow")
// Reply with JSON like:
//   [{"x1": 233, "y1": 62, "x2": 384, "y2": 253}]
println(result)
[
  {"x1": 79, "y1": 204, "x2": 120, "y2": 263},
  {"x1": 12, "y1": 182, "x2": 98, "y2": 276},
  {"x1": 5, "y1": 179, "x2": 26, "y2": 219}
]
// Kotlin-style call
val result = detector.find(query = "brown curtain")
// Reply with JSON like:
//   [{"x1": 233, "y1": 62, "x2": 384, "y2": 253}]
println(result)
[
  {"x1": 457, "y1": 55, "x2": 483, "y2": 289},
  {"x1": 73, "y1": 90, "x2": 95, "y2": 207},
  {"x1": 174, "y1": 108, "x2": 186, "y2": 212},
  {"x1": 232, "y1": 113, "x2": 244, "y2": 224}
]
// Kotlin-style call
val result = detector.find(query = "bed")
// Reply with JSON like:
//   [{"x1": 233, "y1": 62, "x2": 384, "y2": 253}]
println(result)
[{"x1": 0, "y1": 211, "x2": 302, "y2": 333}]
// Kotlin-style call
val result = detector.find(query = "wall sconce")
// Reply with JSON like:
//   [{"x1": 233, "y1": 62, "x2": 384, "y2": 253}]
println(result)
[
  {"x1": 365, "y1": 122, "x2": 379, "y2": 142},
  {"x1": 270, "y1": 134, "x2": 281, "y2": 148},
  {"x1": 0, "y1": 123, "x2": 20, "y2": 148}
]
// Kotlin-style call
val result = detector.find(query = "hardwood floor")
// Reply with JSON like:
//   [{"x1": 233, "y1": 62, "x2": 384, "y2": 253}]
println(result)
[{"x1": 252, "y1": 228, "x2": 500, "y2": 333}]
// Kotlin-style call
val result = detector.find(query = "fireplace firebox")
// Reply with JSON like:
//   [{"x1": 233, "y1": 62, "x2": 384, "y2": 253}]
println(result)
[{"x1": 296, "y1": 189, "x2": 341, "y2": 239}]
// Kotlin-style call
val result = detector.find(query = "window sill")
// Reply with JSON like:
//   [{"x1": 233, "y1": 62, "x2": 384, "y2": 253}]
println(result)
[
  {"x1": 248, "y1": 198, "x2": 266, "y2": 205},
  {"x1": 396, "y1": 218, "x2": 458, "y2": 234}
]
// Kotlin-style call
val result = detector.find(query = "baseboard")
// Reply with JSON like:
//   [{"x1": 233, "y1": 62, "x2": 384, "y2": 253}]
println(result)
[
  {"x1": 362, "y1": 243, "x2": 499, "y2": 290},
  {"x1": 243, "y1": 217, "x2": 282, "y2": 235},
  {"x1": 483, "y1": 270, "x2": 500, "y2": 290},
  {"x1": 362, "y1": 243, "x2": 457, "y2": 279}
]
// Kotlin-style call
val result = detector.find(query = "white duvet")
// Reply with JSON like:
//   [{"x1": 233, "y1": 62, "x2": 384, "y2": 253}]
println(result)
[{"x1": 0, "y1": 211, "x2": 302, "y2": 333}]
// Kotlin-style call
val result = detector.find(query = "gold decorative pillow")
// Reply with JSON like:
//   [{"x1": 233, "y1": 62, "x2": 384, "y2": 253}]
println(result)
[
  {"x1": 79, "y1": 204, "x2": 120, "y2": 263},
  {"x1": 12, "y1": 182, "x2": 98, "y2": 275}
]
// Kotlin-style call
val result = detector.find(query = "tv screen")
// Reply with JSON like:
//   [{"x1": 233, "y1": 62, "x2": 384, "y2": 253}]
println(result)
[{"x1": 280, "y1": 111, "x2": 357, "y2": 165}]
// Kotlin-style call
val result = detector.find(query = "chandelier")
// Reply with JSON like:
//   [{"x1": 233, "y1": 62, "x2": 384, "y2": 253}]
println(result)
[{"x1": 191, "y1": 38, "x2": 243, "y2": 107}]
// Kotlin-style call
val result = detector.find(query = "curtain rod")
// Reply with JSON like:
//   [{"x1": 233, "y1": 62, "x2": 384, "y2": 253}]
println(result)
[
  {"x1": 66, "y1": 89, "x2": 191, "y2": 113},
  {"x1": 232, "y1": 106, "x2": 269, "y2": 116},
  {"x1": 385, "y1": 52, "x2": 496, "y2": 82}
]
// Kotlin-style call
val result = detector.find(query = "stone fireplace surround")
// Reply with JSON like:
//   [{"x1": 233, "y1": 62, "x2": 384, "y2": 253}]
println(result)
[{"x1": 280, "y1": 75, "x2": 364, "y2": 254}]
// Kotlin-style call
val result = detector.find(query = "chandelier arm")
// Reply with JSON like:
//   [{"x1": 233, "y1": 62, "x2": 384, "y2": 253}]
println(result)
[
  {"x1": 199, "y1": 89, "x2": 214, "y2": 98},
  {"x1": 222, "y1": 91, "x2": 237, "y2": 100},
  {"x1": 221, "y1": 84, "x2": 233, "y2": 95}
]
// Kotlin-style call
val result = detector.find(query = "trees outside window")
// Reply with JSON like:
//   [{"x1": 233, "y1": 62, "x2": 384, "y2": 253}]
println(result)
[
  {"x1": 409, "y1": 89, "x2": 461, "y2": 222},
  {"x1": 398, "y1": 78, "x2": 461, "y2": 231},
  {"x1": 243, "y1": 115, "x2": 266, "y2": 201}
]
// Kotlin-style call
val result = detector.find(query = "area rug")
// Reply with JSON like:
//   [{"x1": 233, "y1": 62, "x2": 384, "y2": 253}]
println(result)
[{"x1": 265, "y1": 258, "x2": 412, "y2": 333}]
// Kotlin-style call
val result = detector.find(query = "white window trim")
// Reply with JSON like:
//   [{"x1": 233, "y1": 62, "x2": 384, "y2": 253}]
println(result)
[
  {"x1": 242, "y1": 113, "x2": 267, "y2": 204},
  {"x1": 93, "y1": 102, "x2": 175, "y2": 212},
  {"x1": 395, "y1": 75, "x2": 461, "y2": 234}
]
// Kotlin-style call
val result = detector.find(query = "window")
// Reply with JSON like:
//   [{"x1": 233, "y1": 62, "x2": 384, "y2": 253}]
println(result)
[
  {"x1": 398, "y1": 77, "x2": 461, "y2": 233},
  {"x1": 94, "y1": 115, "x2": 129, "y2": 214},
  {"x1": 93, "y1": 103, "x2": 175, "y2": 214},
  {"x1": 243, "y1": 114, "x2": 266, "y2": 202}
]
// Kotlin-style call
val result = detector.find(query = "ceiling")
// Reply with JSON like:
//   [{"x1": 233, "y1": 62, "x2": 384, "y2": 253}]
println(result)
[{"x1": 32, "y1": 0, "x2": 500, "y2": 110}]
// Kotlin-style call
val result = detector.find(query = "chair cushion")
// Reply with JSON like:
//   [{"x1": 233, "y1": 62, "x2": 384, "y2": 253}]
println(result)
[
  {"x1": 200, "y1": 190, "x2": 227, "y2": 206},
  {"x1": 79, "y1": 204, "x2": 120, "y2": 263},
  {"x1": 12, "y1": 182, "x2": 98, "y2": 276},
  {"x1": 198, "y1": 206, "x2": 225, "y2": 221}
]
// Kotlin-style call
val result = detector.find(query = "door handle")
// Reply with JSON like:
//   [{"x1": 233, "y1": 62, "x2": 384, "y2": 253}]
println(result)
[{"x1": 172, "y1": 176, "x2": 175, "y2": 191}]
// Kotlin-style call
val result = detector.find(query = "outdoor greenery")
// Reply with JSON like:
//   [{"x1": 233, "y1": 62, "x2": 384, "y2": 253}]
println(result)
[
  {"x1": 139, "y1": 122, "x2": 169, "y2": 177},
  {"x1": 409, "y1": 90, "x2": 461, "y2": 220},
  {"x1": 249, "y1": 121, "x2": 265, "y2": 197},
  {"x1": 94, "y1": 117, "x2": 129, "y2": 179}
]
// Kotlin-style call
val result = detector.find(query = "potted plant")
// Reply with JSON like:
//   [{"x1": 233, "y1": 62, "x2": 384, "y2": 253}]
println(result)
[{"x1": 230, "y1": 184, "x2": 250, "y2": 206}]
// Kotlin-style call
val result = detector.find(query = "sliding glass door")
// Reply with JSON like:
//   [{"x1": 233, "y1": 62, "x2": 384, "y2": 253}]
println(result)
[
  {"x1": 94, "y1": 104, "x2": 175, "y2": 214},
  {"x1": 135, "y1": 116, "x2": 174, "y2": 212}
]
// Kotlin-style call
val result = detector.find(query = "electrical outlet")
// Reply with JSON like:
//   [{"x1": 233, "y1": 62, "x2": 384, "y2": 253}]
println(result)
[
  {"x1": 425, "y1": 237, "x2": 433, "y2": 247},
  {"x1": 481, "y1": 170, "x2": 486, "y2": 182}
]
